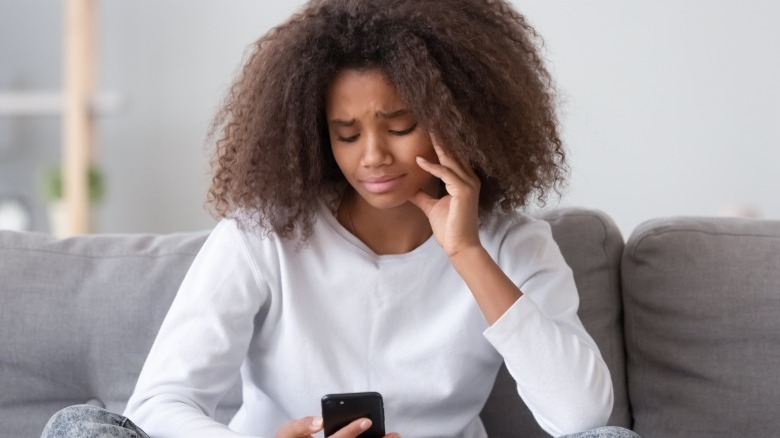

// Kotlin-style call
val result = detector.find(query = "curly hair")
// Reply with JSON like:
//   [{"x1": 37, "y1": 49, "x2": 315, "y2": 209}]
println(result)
[{"x1": 207, "y1": 0, "x2": 567, "y2": 238}]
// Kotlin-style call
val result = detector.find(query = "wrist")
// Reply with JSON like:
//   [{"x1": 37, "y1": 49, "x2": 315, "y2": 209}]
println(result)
[{"x1": 448, "y1": 242, "x2": 488, "y2": 266}]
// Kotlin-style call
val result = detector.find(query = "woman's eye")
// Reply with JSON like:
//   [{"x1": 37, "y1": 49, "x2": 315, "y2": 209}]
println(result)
[
  {"x1": 390, "y1": 123, "x2": 417, "y2": 136},
  {"x1": 338, "y1": 135, "x2": 359, "y2": 143}
]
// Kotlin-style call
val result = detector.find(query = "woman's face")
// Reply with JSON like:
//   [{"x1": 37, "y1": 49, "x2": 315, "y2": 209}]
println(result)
[{"x1": 326, "y1": 68, "x2": 439, "y2": 211}]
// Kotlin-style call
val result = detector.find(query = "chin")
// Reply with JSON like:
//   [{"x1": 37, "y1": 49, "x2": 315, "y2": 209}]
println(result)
[
  {"x1": 364, "y1": 196, "x2": 412, "y2": 211},
  {"x1": 355, "y1": 191, "x2": 415, "y2": 211},
  {"x1": 353, "y1": 177, "x2": 436, "y2": 210}
]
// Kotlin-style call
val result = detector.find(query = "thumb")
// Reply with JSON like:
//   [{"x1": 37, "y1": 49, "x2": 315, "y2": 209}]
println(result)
[
  {"x1": 409, "y1": 191, "x2": 436, "y2": 216},
  {"x1": 275, "y1": 416, "x2": 323, "y2": 438}
]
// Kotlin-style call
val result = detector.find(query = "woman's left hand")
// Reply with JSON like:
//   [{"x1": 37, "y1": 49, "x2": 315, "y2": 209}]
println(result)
[{"x1": 409, "y1": 139, "x2": 482, "y2": 258}]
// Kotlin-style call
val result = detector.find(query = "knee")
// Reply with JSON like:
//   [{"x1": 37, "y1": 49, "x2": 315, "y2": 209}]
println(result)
[
  {"x1": 596, "y1": 426, "x2": 641, "y2": 438},
  {"x1": 561, "y1": 426, "x2": 642, "y2": 438},
  {"x1": 40, "y1": 404, "x2": 114, "y2": 438}
]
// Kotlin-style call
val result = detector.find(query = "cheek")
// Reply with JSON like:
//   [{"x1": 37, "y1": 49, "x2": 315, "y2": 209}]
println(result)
[
  {"x1": 330, "y1": 150, "x2": 347, "y2": 173},
  {"x1": 411, "y1": 133, "x2": 435, "y2": 161},
  {"x1": 328, "y1": 133, "x2": 345, "y2": 166},
  {"x1": 420, "y1": 146, "x2": 437, "y2": 163},
  {"x1": 330, "y1": 146, "x2": 356, "y2": 179}
]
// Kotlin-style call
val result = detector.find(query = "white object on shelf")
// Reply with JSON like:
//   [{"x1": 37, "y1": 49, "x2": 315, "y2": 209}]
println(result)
[
  {"x1": 0, "y1": 197, "x2": 32, "y2": 231},
  {"x1": 47, "y1": 200, "x2": 100, "y2": 237},
  {"x1": 0, "y1": 91, "x2": 124, "y2": 116}
]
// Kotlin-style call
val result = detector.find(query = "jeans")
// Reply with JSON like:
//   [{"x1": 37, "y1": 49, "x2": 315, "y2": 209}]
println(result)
[
  {"x1": 41, "y1": 405, "x2": 149, "y2": 438},
  {"x1": 559, "y1": 427, "x2": 640, "y2": 438},
  {"x1": 41, "y1": 404, "x2": 641, "y2": 438}
]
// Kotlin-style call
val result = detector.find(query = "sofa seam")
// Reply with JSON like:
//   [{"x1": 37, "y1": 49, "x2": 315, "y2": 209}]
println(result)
[
  {"x1": 594, "y1": 211, "x2": 630, "y2": 426},
  {"x1": 629, "y1": 228, "x2": 780, "y2": 259},
  {"x1": 0, "y1": 247, "x2": 201, "y2": 260},
  {"x1": 544, "y1": 210, "x2": 630, "y2": 425},
  {"x1": 620, "y1": 249, "x2": 643, "y2": 426}
]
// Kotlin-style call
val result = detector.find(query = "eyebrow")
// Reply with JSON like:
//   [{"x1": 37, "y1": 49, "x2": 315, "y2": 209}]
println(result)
[
  {"x1": 377, "y1": 108, "x2": 409, "y2": 119},
  {"x1": 330, "y1": 108, "x2": 409, "y2": 126}
]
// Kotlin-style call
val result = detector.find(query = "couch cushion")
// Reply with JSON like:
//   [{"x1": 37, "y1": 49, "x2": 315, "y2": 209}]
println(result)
[
  {"x1": 481, "y1": 207, "x2": 630, "y2": 436},
  {"x1": 622, "y1": 217, "x2": 780, "y2": 437},
  {"x1": 0, "y1": 230, "x2": 234, "y2": 436}
]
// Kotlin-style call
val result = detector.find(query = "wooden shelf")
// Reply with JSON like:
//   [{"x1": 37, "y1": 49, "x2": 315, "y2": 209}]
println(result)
[
  {"x1": 61, "y1": 0, "x2": 96, "y2": 236},
  {"x1": 3, "y1": 0, "x2": 106, "y2": 236},
  {"x1": 0, "y1": 91, "x2": 123, "y2": 116}
]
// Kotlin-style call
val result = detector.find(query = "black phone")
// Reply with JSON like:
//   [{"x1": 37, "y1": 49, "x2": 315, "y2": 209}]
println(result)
[{"x1": 321, "y1": 391, "x2": 385, "y2": 437}]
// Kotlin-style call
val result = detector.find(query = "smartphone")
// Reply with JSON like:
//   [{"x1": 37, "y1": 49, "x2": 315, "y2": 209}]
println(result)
[{"x1": 321, "y1": 391, "x2": 385, "y2": 437}]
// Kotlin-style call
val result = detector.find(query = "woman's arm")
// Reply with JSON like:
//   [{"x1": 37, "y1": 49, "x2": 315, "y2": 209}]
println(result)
[
  {"x1": 412, "y1": 141, "x2": 613, "y2": 436},
  {"x1": 448, "y1": 244, "x2": 522, "y2": 325},
  {"x1": 124, "y1": 219, "x2": 268, "y2": 438},
  {"x1": 479, "y1": 219, "x2": 614, "y2": 436}
]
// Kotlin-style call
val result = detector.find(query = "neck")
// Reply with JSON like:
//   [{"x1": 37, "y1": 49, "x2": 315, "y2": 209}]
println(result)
[{"x1": 338, "y1": 190, "x2": 432, "y2": 255}]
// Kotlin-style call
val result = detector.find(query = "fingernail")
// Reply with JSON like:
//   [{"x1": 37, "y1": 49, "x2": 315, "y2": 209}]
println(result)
[
  {"x1": 360, "y1": 419, "x2": 372, "y2": 430},
  {"x1": 311, "y1": 417, "x2": 323, "y2": 428},
  {"x1": 416, "y1": 156, "x2": 428, "y2": 162}
]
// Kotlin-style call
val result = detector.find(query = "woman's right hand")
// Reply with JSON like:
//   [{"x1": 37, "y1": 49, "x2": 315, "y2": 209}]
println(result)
[{"x1": 274, "y1": 416, "x2": 399, "y2": 438}]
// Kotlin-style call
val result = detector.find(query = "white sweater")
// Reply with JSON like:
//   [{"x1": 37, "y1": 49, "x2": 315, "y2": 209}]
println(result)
[{"x1": 124, "y1": 203, "x2": 613, "y2": 437}]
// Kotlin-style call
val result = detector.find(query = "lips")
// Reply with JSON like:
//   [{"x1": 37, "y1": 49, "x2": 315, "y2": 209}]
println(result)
[{"x1": 359, "y1": 174, "x2": 405, "y2": 194}]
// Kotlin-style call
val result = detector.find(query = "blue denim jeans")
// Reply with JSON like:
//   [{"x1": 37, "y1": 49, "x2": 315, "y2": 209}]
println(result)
[
  {"x1": 559, "y1": 427, "x2": 641, "y2": 438},
  {"x1": 41, "y1": 405, "x2": 149, "y2": 438},
  {"x1": 41, "y1": 404, "x2": 640, "y2": 437}
]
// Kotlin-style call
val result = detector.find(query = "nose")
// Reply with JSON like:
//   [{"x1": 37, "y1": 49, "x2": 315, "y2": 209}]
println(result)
[{"x1": 360, "y1": 132, "x2": 392, "y2": 167}]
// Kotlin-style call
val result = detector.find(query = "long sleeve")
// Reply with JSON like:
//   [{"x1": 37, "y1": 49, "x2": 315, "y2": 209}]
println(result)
[
  {"x1": 124, "y1": 219, "x2": 269, "y2": 438},
  {"x1": 482, "y1": 218, "x2": 613, "y2": 437}
]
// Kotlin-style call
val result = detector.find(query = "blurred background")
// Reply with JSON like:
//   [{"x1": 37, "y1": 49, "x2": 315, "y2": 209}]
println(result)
[{"x1": 0, "y1": 0, "x2": 778, "y2": 237}]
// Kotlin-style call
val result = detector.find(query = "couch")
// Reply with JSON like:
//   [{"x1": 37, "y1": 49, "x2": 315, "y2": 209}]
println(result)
[{"x1": 1, "y1": 207, "x2": 778, "y2": 437}]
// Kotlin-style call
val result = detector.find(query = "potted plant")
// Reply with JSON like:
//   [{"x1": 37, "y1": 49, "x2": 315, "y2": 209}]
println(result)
[{"x1": 41, "y1": 165, "x2": 104, "y2": 236}]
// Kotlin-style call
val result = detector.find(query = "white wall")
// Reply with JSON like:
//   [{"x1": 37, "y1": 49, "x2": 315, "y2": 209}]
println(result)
[
  {"x1": 0, "y1": 0, "x2": 63, "y2": 231},
  {"x1": 96, "y1": 1, "x2": 307, "y2": 233},
  {"x1": 518, "y1": 1, "x2": 780, "y2": 235},
  {"x1": 2, "y1": 1, "x2": 778, "y2": 235}
]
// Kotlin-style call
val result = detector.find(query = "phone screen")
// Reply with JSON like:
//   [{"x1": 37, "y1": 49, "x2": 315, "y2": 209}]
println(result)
[{"x1": 321, "y1": 391, "x2": 385, "y2": 437}]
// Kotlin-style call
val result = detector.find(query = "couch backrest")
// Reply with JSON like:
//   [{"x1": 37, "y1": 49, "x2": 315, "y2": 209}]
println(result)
[
  {"x1": 0, "y1": 207, "x2": 630, "y2": 437},
  {"x1": 0, "y1": 231, "x2": 215, "y2": 436},
  {"x1": 621, "y1": 216, "x2": 780, "y2": 437}
]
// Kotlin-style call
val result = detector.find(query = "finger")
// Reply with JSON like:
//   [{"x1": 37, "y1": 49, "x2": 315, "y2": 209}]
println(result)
[
  {"x1": 328, "y1": 418, "x2": 372, "y2": 438},
  {"x1": 276, "y1": 416, "x2": 322, "y2": 438},
  {"x1": 430, "y1": 141, "x2": 468, "y2": 181},
  {"x1": 416, "y1": 156, "x2": 467, "y2": 189},
  {"x1": 384, "y1": 434, "x2": 401, "y2": 438},
  {"x1": 430, "y1": 134, "x2": 480, "y2": 181},
  {"x1": 429, "y1": 140, "x2": 478, "y2": 185},
  {"x1": 417, "y1": 156, "x2": 477, "y2": 200}
]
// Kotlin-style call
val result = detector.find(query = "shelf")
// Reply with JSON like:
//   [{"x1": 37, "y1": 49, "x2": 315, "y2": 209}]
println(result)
[
  {"x1": 4, "y1": 0, "x2": 104, "y2": 236},
  {"x1": 0, "y1": 91, "x2": 123, "y2": 116}
]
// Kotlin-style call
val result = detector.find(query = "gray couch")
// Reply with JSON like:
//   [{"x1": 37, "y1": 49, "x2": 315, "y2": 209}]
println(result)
[{"x1": 1, "y1": 207, "x2": 778, "y2": 437}]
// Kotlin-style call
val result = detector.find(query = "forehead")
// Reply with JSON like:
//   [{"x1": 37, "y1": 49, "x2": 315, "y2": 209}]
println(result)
[{"x1": 325, "y1": 68, "x2": 407, "y2": 117}]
